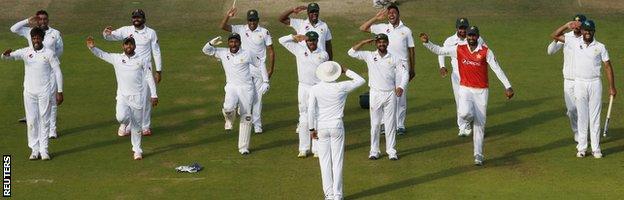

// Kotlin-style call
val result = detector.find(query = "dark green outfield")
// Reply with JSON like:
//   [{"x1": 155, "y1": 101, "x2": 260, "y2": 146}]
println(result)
[{"x1": 0, "y1": 0, "x2": 623, "y2": 199}]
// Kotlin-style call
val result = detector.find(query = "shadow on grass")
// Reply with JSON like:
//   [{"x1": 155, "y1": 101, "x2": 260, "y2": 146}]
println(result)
[
  {"x1": 400, "y1": 109, "x2": 561, "y2": 158},
  {"x1": 344, "y1": 96, "x2": 556, "y2": 152},
  {"x1": 344, "y1": 132, "x2": 624, "y2": 199}
]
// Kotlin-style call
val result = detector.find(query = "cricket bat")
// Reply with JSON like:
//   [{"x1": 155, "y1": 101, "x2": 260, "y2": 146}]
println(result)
[{"x1": 603, "y1": 95, "x2": 614, "y2": 137}]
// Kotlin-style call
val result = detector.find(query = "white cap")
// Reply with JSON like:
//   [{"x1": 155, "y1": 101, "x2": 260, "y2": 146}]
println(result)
[{"x1": 316, "y1": 61, "x2": 342, "y2": 82}]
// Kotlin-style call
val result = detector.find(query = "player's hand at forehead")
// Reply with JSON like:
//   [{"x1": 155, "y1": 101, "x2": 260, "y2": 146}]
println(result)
[
  {"x1": 28, "y1": 16, "x2": 39, "y2": 27},
  {"x1": 293, "y1": 6, "x2": 307, "y2": 14},
  {"x1": 293, "y1": 34, "x2": 308, "y2": 42},
  {"x1": 567, "y1": 21, "x2": 581, "y2": 29},
  {"x1": 374, "y1": 9, "x2": 387, "y2": 21},
  {"x1": 86, "y1": 36, "x2": 96, "y2": 48},
  {"x1": 418, "y1": 33, "x2": 429, "y2": 43}
]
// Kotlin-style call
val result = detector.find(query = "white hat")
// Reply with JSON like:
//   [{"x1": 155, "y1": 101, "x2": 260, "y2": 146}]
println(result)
[{"x1": 316, "y1": 61, "x2": 342, "y2": 82}]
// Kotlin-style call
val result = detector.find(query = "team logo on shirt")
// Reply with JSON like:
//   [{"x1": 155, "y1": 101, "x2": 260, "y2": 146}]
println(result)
[
  {"x1": 476, "y1": 54, "x2": 483, "y2": 59},
  {"x1": 304, "y1": 52, "x2": 308, "y2": 57},
  {"x1": 386, "y1": 29, "x2": 390, "y2": 33},
  {"x1": 226, "y1": 56, "x2": 230, "y2": 60},
  {"x1": 373, "y1": 57, "x2": 378, "y2": 61},
  {"x1": 28, "y1": 54, "x2": 33, "y2": 58},
  {"x1": 305, "y1": 26, "x2": 310, "y2": 30},
  {"x1": 122, "y1": 59, "x2": 126, "y2": 63},
  {"x1": 246, "y1": 32, "x2": 250, "y2": 37}
]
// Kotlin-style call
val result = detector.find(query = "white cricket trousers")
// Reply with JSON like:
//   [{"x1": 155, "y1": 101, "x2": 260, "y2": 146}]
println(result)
[
  {"x1": 395, "y1": 61, "x2": 409, "y2": 129},
  {"x1": 563, "y1": 79, "x2": 578, "y2": 141},
  {"x1": 116, "y1": 95, "x2": 144, "y2": 154},
  {"x1": 574, "y1": 79, "x2": 602, "y2": 153},
  {"x1": 450, "y1": 70, "x2": 464, "y2": 130},
  {"x1": 370, "y1": 89, "x2": 397, "y2": 156},
  {"x1": 298, "y1": 83, "x2": 318, "y2": 153},
  {"x1": 457, "y1": 86, "x2": 488, "y2": 156},
  {"x1": 223, "y1": 84, "x2": 254, "y2": 152},
  {"x1": 251, "y1": 76, "x2": 264, "y2": 131},
  {"x1": 24, "y1": 90, "x2": 53, "y2": 154},
  {"x1": 49, "y1": 82, "x2": 58, "y2": 136},
  {"x1": 317, "y1": 127, "x2": 344, "y2": 200},
  {"x1": 141, "y1": 81, "x2": 152, "y2": 131}
]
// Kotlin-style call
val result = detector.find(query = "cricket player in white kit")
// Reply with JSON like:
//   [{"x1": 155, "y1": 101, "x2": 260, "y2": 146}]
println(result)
[
  {"x1": 10, "y1": 10, "x2": 64, "y2": 139},
  {"x1": 103, "y1": 9, "x2": 162, "y2": 136},
  {"x1": 2, "y1": 27, "x2": 63, "y2": 160},
  {"x1": 308, "y1": 61, "x2": 365, "y2": 200},
  {"x1": 551, "y1": 20, "x2": 616, "y2": 158},
  {"x1": 280, "y1": 2, "x2": 334, "y2": 135},
  {"x1": 438, "y1": 17, "x2": 486, "y2": 137},
  {"x1": 420, "y1": 26, "x2": 514, "y2": 165},
  {"x1": 546, "y1": 14, "x2": 587, "y2": 142},
  {"x1": 348, "y1": 34, "x2": 409, "y2": 160},
  {"x1": 220, "y1": 7, "x2": 275, "y2": 133},
  {"x1": 279, "y1": 2, "x2": 333, "y2": 60},
  {"x1": 202, "y1": 33, "x2": 270, "y2": 155},
  {"x1": 360, "y1": 4, "x2": 415, "y2": 135},
  {"x1": 279, "y1": 32, "x2": 329, "y2": 158},
  {"x1": 86, "y1": 36, "x2": 158, "y2": 160}
]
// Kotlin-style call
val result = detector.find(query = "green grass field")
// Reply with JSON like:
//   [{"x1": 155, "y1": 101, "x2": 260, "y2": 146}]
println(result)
[{"x1": 1, "y1": 0, "x2": 624, "y2": 199}]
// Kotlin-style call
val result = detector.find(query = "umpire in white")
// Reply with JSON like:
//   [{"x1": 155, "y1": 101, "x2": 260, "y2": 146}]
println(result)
[{"x1": 308, "y1": 61, "x2": 365, "y2": 200}]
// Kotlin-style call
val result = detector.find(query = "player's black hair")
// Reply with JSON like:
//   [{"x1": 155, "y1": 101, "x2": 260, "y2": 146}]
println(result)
[
  {"x1": 30, "y1": 27, "x2": 45, "y2": 38},
  {"x1": 387, "y1": 4, "x2": 399, "y2": 15},
  {"x1": 123, "y1": 37, "x2": 136, "y2": 45},
  {"x1": 35, "y1": 10, "x2": 48, "y2": 17}
]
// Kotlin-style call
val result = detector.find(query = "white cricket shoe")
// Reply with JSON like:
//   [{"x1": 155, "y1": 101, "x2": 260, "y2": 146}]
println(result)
[
  {"x1": 593, "y1": 151, "x2": 603, "y2": 159},
  {"x1": 576, "y1": 151, "x2": 586, "y2": 158},
  {"x1": 474, "y1": 154, "x2": 484, "y2": 166},
  {"x1": 368, "y1": 153, "x2": 380, "y2": 160},
  {"x1": 313, "y1": 152, "x2": 319, "y2": 158},
  {"x1": 133, "y1": 153, "x2": 143, "y2": 160},
  {"x1": 29, "y1": 151, "x2": 39, "y2": 160},
  {"x1": 48, "y1": 131, "x2": 58, "y2": 139},
  {"x1": 298, "y1": 151, "x2": 308, "y2": 158},
  {"x1": 388, "y1": 154, "x2": 399, "y2": 160},
  {"x1": 40, "y1": 152, "x2": 51, "y2": 160},
  {"x1": 240, "y1": 149, "x2": 250, "y2": 155},
  {"x1": 118, "y1": 124, "x2": 130, "y2": 137},
  {"x1": 254, "y1": 126, "x2": 263, "y2": 134}
]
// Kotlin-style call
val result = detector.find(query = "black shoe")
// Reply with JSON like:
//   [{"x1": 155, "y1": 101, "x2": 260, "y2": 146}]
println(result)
[{"x1": 18, "y1": 117, "x2": 26, "y2": 123}]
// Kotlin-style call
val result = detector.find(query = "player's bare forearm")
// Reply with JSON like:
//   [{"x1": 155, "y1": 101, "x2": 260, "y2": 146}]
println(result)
[
  {"x1": 326, "y1": 41, "x2": 333, "y2": 61},
  {"x1": 268, "y1": 46, "x2": 275, "y2": 78},
  {"x1": 605, "y1": 61, "x2": 617, "y2": 96},
  {"x1": 352, "y1": 39, "x2": 373, "y2": 51},
  {"x1": 219, "y1": 15, "x2": 232, "y2": 32},
  {"x1": 278, "y1": 8, "x2": 294, "y2": 25},
  {"x1": 359, "y1": 17, "x2": 376, "y2": 32}
]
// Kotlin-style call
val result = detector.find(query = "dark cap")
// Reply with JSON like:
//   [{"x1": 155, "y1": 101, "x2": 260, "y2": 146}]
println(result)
[
  {"x1": 228, "y1": 33, "x2": 241, "y2": 41},
  {"x1": 456, "y1": 17, "x2": 469, "y2": 28},
  {"x1": 581, "y1": 20, "x2": 595, "y2": 31},
  {"x1": 247, "y1": 10, "x2": 259, "y2": 21},
  {"x1": 132, "y1": 9, "x2": 146, "y2": 18},
  {"x1": 123, "y1": 37, "x2": 136, "y2": 45},
  {"x1": 374, "y1": 33, "x2": 389, "y2": 41},
  {"x1": 305, "y1": 31, "x2": 319, "y2": 41},
  {"x1": 573, "y1": 14, "x2": 587, "y2": 23},
  {"x1": 308, "y1": 3, "x2": 320, "y2": 13},
  {"x1": 466, "y1": 26, "x2": 479, "y2": 35}
]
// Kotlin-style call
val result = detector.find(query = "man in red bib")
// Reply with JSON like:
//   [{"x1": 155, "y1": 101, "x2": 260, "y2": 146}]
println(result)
[{"x1": 419, "y1": 26, "x2": 514, "y2": 166}]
